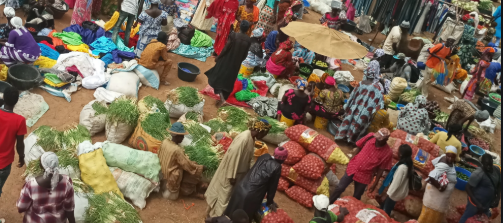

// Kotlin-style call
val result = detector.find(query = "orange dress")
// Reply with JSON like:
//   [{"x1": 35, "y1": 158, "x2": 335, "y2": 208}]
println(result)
[{"x1": 233, "y1": 5, "x2": 259, "y2": 36}]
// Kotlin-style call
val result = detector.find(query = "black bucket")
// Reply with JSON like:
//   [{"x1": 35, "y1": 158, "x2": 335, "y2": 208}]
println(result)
[
  {"x1": 177, "y1": 62, "x2": 200, "y2": 82},
  {"x1": 8, "y1": 64, "x2": 43, "y2": 91}
]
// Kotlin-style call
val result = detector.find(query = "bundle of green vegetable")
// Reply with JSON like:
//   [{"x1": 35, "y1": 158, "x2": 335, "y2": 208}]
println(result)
[
  {"x1": 106, "y1": 97, "x2": 140, "y2": 126},
  {"x1": 142, "y1": 95, "x2": 168, "y2": 114},
  {"x1": 85, "y1": 191, "x2": 142, "y2": 223},
  {"x1": 217, "y1": 106, "x2": 251, "y2": 132},
  {"x1": 299, "y1": 67, "x2": 311, "y2": 74},
  {"x1": 183, "y1": 121, "x2": 222, "y2": 177},
  {"x1": 325, "y1": 69, "x2": 335, "y2": 77},
  {"x1": 166, "y1": 87, "x2": 203, "y2": 107},
  {"x1": 456, "y1": 172, "x2": 470, "y2": 181},
  {"x1": 62, "y1": 125, "x2": 91, "y2": 150},
  {"x1": 33, "y1": 125, "x2": 65, "y2": 152},
  {"x1": 92, "y1": 101, "x2": 108, "y2": 115},
  {"x1": 260, "y1": 116, "x2": 287, "y2": 134},
  {"x1": 141, "y1": 112, "x2": 171, "y2": 141},
  {"x1": 204, "y1": 118, "x2": 229, "y2": 134},
  {"x1": 24, "y1": 145, "x2": 80, "y2": 177},
  {"x1": 399, "y1": 91, "x2": 416, "y2": 103},
  {"x1": 72, "y1": 177, "x2": 94, "y2": 195},
  {"x1": 434, "y1": 111, "x2": 449, "y2": 124},
  {"x1": 184, "y1": 111, "x2": 201, "y2": 122}
]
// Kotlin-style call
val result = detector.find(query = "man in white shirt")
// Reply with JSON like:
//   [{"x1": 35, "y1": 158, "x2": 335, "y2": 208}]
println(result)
[
  {"x1": 111, "y1": 0, "x2": 144, "y2": 46},
  {"x1": 380, "y1": 21, "x2": 410, "y2": 69}
]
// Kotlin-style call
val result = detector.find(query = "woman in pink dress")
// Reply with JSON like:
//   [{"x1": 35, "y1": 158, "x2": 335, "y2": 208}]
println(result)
[
  {"x1": 71, "y1": 0, "x2": 92, "y2": 26},
  {"x1": 205, "y1": 0, "x2": 239, "y2": 56},
  {"x1": 462, "y1": 47, "x2": 495, "y2": 100}
]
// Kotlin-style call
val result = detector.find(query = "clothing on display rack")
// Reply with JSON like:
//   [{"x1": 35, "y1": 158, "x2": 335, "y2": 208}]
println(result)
[{"x1": 436, "y1": 17, "x2": 465, "y2": 44}]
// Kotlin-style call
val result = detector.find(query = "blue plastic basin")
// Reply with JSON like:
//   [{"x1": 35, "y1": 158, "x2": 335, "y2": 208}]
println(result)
[
  {"x1": 469, "y1": 145, "x2": 486, "y2": 158},
  {"x1": 433, "y1": 127, "x2": 448, "y2": 133},
  {"x1": 397, "y1": 104, "x2": 405, "y2": 110},
  {"x1": 455, "y1": 166, "x2": 472, "y2": 191},
  {"x1": 338, "y1": 84, "x2": 350, "y2": 93}
]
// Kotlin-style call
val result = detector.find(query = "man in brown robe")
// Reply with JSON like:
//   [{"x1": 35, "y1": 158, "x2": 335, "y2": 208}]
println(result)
[{"x1": 158, "y1": 122, "x2": 205, "y2": 200}]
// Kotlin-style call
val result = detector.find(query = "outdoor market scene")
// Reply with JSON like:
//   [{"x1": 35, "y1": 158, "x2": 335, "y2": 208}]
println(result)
[{"x1": 0, "y1": 0, "x2": 501, "y2": 222}]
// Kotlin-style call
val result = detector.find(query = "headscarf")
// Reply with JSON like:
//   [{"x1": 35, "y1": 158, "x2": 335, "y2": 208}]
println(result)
[
  {"x1": 414, "y1": 95, "x2": 427, "y2": 107},
  {"x1": 251, "y1": 28, "x2": 264, "y2": 38},
  {"x1": 325, "y1": 76, "x2": 335, "y2": 86},
  {"x1": 10, "y1": 17, "x2": 23, "y2": 29},
  {"x1": 313, "y1": 194, "x2": 330, "y2": 211},
  {"x1": 296, "y1": 78, "x2": 307, "y2": 90},
  {"x1": 374, "y1": 49, "x2": 385, "y2": 58},
  {"x1": 249, "y1": 118, "x2": 272, "y2": 132},
  {"x1": 364, "y1": 60, "x2": 380, "y2": 81},
  {"x1": 279, "y1": 40, "x2": 293, "y2": 51},
  {"x1": 3, "y1": 7, "x2": 15, "y2": 18},
  {"x1": 374, "y1": 128, "x2": 390, "y2": 141},
  {"x1": 445, "y1": 145, "x2": 457, "y2": 155},
  {"x1": 41, "y1": 152, "x2": 60, "y2": 190},
  {"x1": 265, "y1": 31, "x2": 278, "y2": 55},
  {"x1": 469, "y1": 12, "x2": 479, "y2": 29},
  {"x1": 474, "y1": 110, "x2": 490, "y2": 120},
  {"x1": 274, "y1": 147, "x2": 289, "y2": 161}
]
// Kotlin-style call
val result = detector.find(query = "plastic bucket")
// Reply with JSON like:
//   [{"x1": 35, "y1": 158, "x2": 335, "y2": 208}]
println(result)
[
  {"x1": 177, "y1": 62, "x2": 200, "y2": 82},
  {"x1": 396, "y1": 104, "x2": 405, "y2": 110},
  {"x1": 455, "y1": 166, "x2": 472, "y2": 191},
  {"x1": 469, "y1": 145, "x2": 486, "y2": 158},
  {"x1": 239, "y1": 64, "x2": 254, "y2": 78},
  {"x1": 314, "y1": 116, "x2": 328, "y2": 130},
  {"x1": 433, "y1": 127, "x2": 448, "y2": 133},
  {"x1": 312, "y1": 69, "x2": 325, "y2": 77}
]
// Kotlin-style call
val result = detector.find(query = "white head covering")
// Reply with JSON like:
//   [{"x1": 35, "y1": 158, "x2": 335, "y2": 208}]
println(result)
[
  {"x1": 10, "y1": 17, "x2": 23, "y2": 29},
  {"x1": 41, "y1": 152, "x2": 60, "y2": 190},
  {"x1": 3, "y1": 7, "x2": 15, "y2": 18},
  {"x1": 445, "y1": 145, "x2": 457, "y2": 155},
  {"x1": 312, "y1": 195, "x2": 330, "y2": 211}
]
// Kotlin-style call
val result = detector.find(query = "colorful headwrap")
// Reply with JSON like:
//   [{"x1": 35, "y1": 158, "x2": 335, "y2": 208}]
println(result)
[
  {"x1": 325, "y1": 76, "x2": 336, "y2": 86},
  {"x1": 374, "y1": 49, "x2": 385, "y2": 58},
  {"x1": 296, "y1": 78, "x2": 307, "y2": 90},
  {"x1": 414, "y1": 95, "x2": 427, "y2": 107},
  {"x1": 284, "y1": 8, "x2": 294, "y2": 19},
  {"x1": 274, "y1": 147, "x2": 289, "y2": 161},
  {"x1": 249, "y1": 119, "x2": 272, "y2": 132},
  {"x1": 374, "y1": 128, "x2": 391, "y2": 141},
  {"x1": 365, "y1": 60, "x2": 380, "y2": 80},
  {"x1": 279, "y1": 40, "x2": 293, "y2": 51}
]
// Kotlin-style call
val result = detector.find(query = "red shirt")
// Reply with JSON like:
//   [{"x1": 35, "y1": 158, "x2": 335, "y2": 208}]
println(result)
[
  {"x1": 346, "y1": 133, "x2": 392, "y2": 184},
  {"x1": 0, "y1": 109, "x2": 27, "y2": 169}
]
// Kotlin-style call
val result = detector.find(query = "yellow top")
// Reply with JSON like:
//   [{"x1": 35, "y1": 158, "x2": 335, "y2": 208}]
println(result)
[{"x1": 430, "y1": 131, "x2": 462, "y2": 162}]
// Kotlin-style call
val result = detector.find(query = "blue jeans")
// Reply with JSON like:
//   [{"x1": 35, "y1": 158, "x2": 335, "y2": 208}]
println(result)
[
  {"x1": 0, "y1": 164, "x2": 12, "y2": 197},
  {"x1": 381, "y1": 196, "x2": 397, "y2": 216},
  {"x1": 459, "y1": 199, "x2": 491, "y2": 223},
  {"x1": 111, "y1": 11, "x2": 136, "y2": 46}
]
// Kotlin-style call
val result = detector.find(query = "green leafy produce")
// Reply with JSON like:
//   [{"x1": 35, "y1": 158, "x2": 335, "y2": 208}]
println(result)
[
  {"x1": 85, "y1": 192, "x2": 142, "y2": 223},
  {"x1": 72, "y1": 178, "x2": 94, "y2": 195},
  {"x1": 456, "y1": 171, "x2": 470, "y2": 181},
  {"x1": 260, "y1": 116, "x2": 287, "y2": 134},
  {"x1": 56, "y1": 149, "x2": 79, "y2": 171},
  {"x1": 92, "y1": 101, "x2": 108, "y2": 115},
  {"x1": 167, "y1": 87, "x2": 203, "y2": 107},
  {"x1": 204, "y1": 118, "x2": 228, "y2": 134},
  {"x1": 325, "y1": 69, "x2": 335, "y2": 77},
  {"x1": 183, "y1": 121, "x2": 222, "y2": 177},
  {"x1": 142, "y1": 95, "x2": 168, "y2": 114},
  {"x1": 33, "y1": 126, "x2": 64, "y2": 152},
  {"x1": 62, "y1": 125, "x2": 91, "y2": 150},
  {"x1": 300, "y1": 67, "x2": 311, "y2": 74},
  {"x1": 434, "y1": 111, "x2": 450, "y2": 123},
  {"x1": 218, "y1": 106, "x2": 250, "y2": 131},
  {"x1": 185, "y1": 111, "x2": 201, "y2": 122},
  {"x1": 24, "y1": 159, "x2": 43, "y2": 177},
  {"x1": 106, "y1": 97, "x2": 140, "y2": 126},
  {"x1": 299, "y1": 74, "x2": 308, "y2": 80},
  {"x1": 141, "y1": 113, "x2": 171, "y2": 141}
]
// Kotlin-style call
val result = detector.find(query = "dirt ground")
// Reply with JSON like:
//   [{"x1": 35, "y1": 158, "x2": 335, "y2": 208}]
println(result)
[{"x1": 0, "y1": 5, "x2": 501, "y2": 223}]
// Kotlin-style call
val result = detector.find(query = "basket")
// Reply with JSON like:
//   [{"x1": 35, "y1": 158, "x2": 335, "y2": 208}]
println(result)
[
  {"x1": 7, "y1": 64, "x2": 43, "y2": 91},
  {"x1": 469, "y1": 145, "x2": 486, "y2": 158},
  {"x1": 48, "y1": 1, "x2": 69, "y2": 19},
  {"x1": 455, "y1": 167, "x2": 472, "y2": 191},
  {"x1": 299, "y1": 63, "x2": 313, "y2": 76},
  {"x1": 177, "y1": 62, "x2": 200, "y2": 82},
  {"x1": 311, "y1": 62, "x2": 328, "y2": 71},
  {"x1": 489, "y1": 93, "x2": 501, "y2": 104}
]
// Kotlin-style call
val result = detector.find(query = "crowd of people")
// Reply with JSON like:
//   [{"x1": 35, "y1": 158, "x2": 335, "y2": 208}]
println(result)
[{"x1": 0, "y1": 0, "x2": 501, "y2": 222}]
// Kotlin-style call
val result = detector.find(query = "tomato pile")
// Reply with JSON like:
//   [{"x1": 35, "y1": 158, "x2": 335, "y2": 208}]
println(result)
[
  {"x1": 469, "y1": 138, "x2": 490, "y2": 150},
  {"x1": 261, "y1": 209, "x2": 294, "y2": 223},
  {"x1": 282, "y1": 141, "x2": 306, "y2": 165},
  {"x1": 292, "y1": 154, "x2": 326, "y2": 180},
  {"x1": 285, "y1": 186, "x2": 314, "y2": 208}
]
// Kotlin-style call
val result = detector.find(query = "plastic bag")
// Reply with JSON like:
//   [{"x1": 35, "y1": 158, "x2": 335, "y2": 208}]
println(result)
[
  {"x1": 79, "y1": 100, "x2": 106, "y2": 136},
  {"x1": 105, "y1": 120, "x2": 134, "y2": 144},
  {"x1": 109, "y1": 167, "x2": 158, "y2": 209},
  {"x1": 285, "y1": 186, "x2": 314, "y2": 208},
  {"x1": 164, "y1": 98, "x2": 205, "y2": 119},
  {"x1": 93, "y1": 87, "x2": 124, "y2": 103},
  {"x1": 281, "y1": 141, "x2": 306, "y2": 165},
  {"x1": 106, "y1": 71, "x2": 141, "y2": 98},
  {"x1": 292, "y1": 153, "x2": 326, "y2": 180}
]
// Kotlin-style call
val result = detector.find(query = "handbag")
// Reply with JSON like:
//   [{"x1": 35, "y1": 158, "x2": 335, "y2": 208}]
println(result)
[
  {"x1": 485, "y1": 165, "x2": 501, "y2": 208},
  {"x1": 410, "y1": 170, "x2": 423, "y2": 191}
]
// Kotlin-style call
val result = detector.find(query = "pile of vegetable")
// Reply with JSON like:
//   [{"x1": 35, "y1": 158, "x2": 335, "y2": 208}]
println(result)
[
  {"x1": 85, "y1": 191, "x2": 142, "y2": 223},
  {"x1": 217, "y1": 106, "x2": 251, "y2": 132},
  {"x1": 106, "y1": 97, "x2": 140, "y2": 126},
  {"x1": 281, "y1": 141, "x2": 306, "y2": 165},
  {"x1": 399, "y1": 91, "x2": 416, "y2": 104},
  {"x1": 325, "y1": 69, "x2": 335, "y2": 77},
  {"x1": 166, "y1": 87, "x2": 203, "y2": 107},
  {"x1": 260, "y1": 116, "x2": 287, "y2": 135},
  {"x1": 456, "y1": 164, "x2": 476, "y2": 173},
  {"x1": 456, "y1": 172, "x2": 470, "y2": 181},
  {"x1": 285, "y1": 186, "x2": 314, "y2": 208},
  {"x1": 292, "y1": 154, "x2": 326, "y2": 180},
  {"x1": 425, "y1": 101, "x2": 440, "y2": 114},
  {"x1": 434, "y1": 111, "x2": 449, "y2": 124},
  {"x1": 333, "y1": 196, "x2": 393, "y2": 223},
  {"x1": 184, "y1": 111, "x2": 201, "y2": 122},
  {"x1": 183, "y1": 121, "x2": 223, "y2": 177},
  {"x1": 261, "y1": 209, "x2": 294, "y2": 223},
  {"x1": 141, "y1": 112, "x2": 171, "y2": 141},
  {"x1": 142, "y1": 95, "x2": 168, "y2": 113},
  {"x1": 478, "y1": 0, "x2": 492, "y2": 11},
  {"x1": 313, "y1": 60, "x2": 328, "y2": 68},
  {"x1": 469, "y1": 138, "x2": 490, "y2": 150},
  {"x1": 467, "y1": 126, "x2": 493, "y2": 151},
  {"x1": 452, "y1": 0, "x2": 478, "y2": 11},
  {"x1": 92, "y1": 101, "x2": 108, "y2": 115},
  {"x1": 204, "y1": 118, "x2": 228, "y2": 134},
  {"x1": 299, "y1": 66, "x2": 311, "y2": 74}
]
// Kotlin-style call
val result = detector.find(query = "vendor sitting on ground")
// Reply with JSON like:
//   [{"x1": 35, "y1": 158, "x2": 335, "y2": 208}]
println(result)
[
  {"x1": 277, "y1": 79, "x2": 311, "y2": 126},
  {"x1": 266, "y1": 40, "x2": 295, "y2": 79},
  {"x1": 309, "y1": 76, "x2": 345, "y2": 121},
  {"x1": 292, "y1": 41, "x2": 315, "y2": 65},
  {"x1": 224, "y1": 147, "x2": 288, "y2": 221},
  {"x1": 319, "y1": 0, "x2": 346, "y2": 30},
  {"x1": 430, "y1": 124, "x2": 462, "y2": 162},
  {"x1": 0, "y1": 17, "x2": 41, "y2": 67},
  {"x1": 241, "y1": 28, "x2": 267, "y2": 75},
  {"x1": 381, "y1": 53, "x2": 411, "y2": 82},
  {"x1": 0, "y1": 7, "x2": 15, "y2": 40},
  {"x1": 138, "y1": 31, "x2": 173, "y2": 86},
  {"x1": 396, "y1": 95, "x2": 430, "y2": 135},
  {"x1": 158, "y1": 122, "x2": 206, "y2": 200},
  {"x1": 310, "y1": 195, "x2": 349, "y2": 223},
  {"x1": 446, "y1": 99, "x2": 490, "y2": 133}
]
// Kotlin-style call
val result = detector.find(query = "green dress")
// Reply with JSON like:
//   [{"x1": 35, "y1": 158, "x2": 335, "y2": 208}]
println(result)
[{"x1": 309, "y1": 211, "x2": 338, "y2": 223}]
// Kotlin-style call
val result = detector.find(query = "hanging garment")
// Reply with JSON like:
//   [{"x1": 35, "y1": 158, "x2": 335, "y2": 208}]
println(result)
[{"x1": 437, "y1": 17, "x2": 465, "y2": 44}]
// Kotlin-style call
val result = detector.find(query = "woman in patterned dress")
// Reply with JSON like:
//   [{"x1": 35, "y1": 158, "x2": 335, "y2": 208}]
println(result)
[
  {"x1": 462, "y1": 47, "x2": 495, "y2": 101},
  {"x1": 396, "y1": 95, "x2": 430, "y2": 135},
  {"x1": 135, "y1": 0, "x2": 168, "y2": 57},
  {"x1": 277, "y1": 79, "x2": 311, "y2": 126},
  {"x1": 71, "y1": 0, "x2": 92, "y2": 25},
  {"x1": 256, "y1": 0, "x2": 278, "y2": 35},
  {"x1": 334, "y1": 77, "x2": 384, "y2": 144},
  {"x1": 206, "y1": 0, "x2": 239, "y2": 56},
  {"x1": 309, "y1": 76, "x2": 345, "y2": 121},
  {"x1": 233, "y1": 0, "x2": 259, "y2": 36}
]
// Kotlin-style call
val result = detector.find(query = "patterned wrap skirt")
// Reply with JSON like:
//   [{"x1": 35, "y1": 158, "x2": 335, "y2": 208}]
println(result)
[{"x1": 256, "y1": 6, "x2": 275, "y2": 35}]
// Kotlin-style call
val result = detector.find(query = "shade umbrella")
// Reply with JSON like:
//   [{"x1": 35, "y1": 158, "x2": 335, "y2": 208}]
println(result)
[{"x1": 280, "y1": 21, "x2": 369, "y2": 59}]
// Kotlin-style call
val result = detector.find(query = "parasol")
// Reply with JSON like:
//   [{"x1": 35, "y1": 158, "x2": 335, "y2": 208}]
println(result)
[{"x1": 280, "y1": 21, "x2": 369, "y2": 59}]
